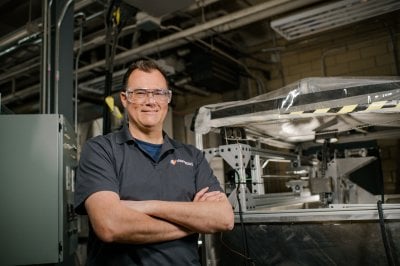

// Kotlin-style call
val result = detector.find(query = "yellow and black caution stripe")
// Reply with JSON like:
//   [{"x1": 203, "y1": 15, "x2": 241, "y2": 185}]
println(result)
[
  {"x1": 286, "y1": 100, "x2": 400, "y2": 115},
  {"x1": 211, "y1": 85, "x2": 400, "y2": 120}
]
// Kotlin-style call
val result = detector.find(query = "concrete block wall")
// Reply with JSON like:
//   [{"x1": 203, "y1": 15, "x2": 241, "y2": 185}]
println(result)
[
  {"x1": 267, "y1": 35, "x2": 398, "y2": 88},
  {"x1": 246, "y1": 13, "x2": 395, "y2": 89}
]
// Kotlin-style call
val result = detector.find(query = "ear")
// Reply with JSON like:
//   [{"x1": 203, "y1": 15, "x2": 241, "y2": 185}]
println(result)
[{"x1": 120, "y1": 91, "x2": 128, "y2": 108}]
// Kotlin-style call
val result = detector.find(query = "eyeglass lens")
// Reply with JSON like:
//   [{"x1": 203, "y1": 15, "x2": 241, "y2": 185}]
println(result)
[{"x1": 126, "y1": 89, "x2": 171, "y2": 103}]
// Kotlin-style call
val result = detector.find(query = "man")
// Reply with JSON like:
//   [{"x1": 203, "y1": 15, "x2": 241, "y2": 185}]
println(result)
[{"x1": 74, "y1": 59, "x2": 234, "y2": 265}]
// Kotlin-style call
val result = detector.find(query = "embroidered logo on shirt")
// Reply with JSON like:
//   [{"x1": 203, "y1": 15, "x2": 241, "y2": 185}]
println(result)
[{"x1": 170, "y1": 159, "x2": 194, "y2": 166}]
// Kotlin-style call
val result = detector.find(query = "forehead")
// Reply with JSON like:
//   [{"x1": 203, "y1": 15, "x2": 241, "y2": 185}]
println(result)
[{"x1": 128, "y1": 69, "x2": 167, "y2": 88}]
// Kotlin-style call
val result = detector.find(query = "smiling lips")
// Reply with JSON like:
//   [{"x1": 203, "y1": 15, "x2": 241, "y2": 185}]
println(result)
[{"x1": 142, "y1": 109, "x2": 159, "y2": 113}]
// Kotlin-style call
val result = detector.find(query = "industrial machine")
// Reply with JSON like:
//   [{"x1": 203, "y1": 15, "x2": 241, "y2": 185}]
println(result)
[
  {"x1": 0, "y1": 114, "x2": 78, "y2": 266},
  {"x1": 194, "y1": 77, "x2": 400, "y2": 265}
]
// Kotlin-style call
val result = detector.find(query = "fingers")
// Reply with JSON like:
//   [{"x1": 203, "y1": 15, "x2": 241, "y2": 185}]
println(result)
[
  {"x1": 201, "y1": 192, "x2": 224, "y2": 202},
  {"x1": 193, "y1": 187, "x2": 209, "y2": 201},
  {"x1": 194, "y1": 188, "x2": 224, "y2": 202}
]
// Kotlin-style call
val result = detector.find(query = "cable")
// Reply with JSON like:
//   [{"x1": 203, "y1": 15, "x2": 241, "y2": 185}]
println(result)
[
  {"x1": 233, "y1": 170, "x2": 254, "y2": 266},
  {"x1": 219, "y1": 232, "x2": 255, "y2": 266},
  {"x1": 236, "y1": 184, "x2": 249, "y2": 260},
  {"x1": 102, "y1": 1, "x2": 137, "y2": 134},
  {"x1": 377, "y1": 200, "x2": 395, "y2": 266},
  {"x1": 103, "y1": 0, "x2": 120, "y2": 134},
  {"x1": 218, "y1": 181, "x2": 255, "y2": 265}
]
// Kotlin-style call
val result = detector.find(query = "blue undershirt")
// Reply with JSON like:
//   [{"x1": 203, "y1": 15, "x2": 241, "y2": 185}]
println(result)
[{"x1": 135, "y1": 138, "x2": 162, "y2": 161}]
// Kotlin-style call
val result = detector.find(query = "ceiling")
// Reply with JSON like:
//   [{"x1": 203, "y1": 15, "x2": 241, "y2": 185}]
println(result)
[{"x1": 0, "y1": 0, "x2": 399, "y2": 124}]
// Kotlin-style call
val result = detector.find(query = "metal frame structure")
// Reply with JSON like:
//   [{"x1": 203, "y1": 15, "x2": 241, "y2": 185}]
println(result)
[{"x1": 194, "y1": 77, "x2": 400, "y2": 265}]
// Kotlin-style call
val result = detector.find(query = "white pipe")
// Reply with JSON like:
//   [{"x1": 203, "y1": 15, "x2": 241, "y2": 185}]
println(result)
[
  {"x1": 262, "y1": 159, "x2": 291, "y2": 169},
  {"x1": 0, "y1": 28, "x2": 31, "y2": 49}
]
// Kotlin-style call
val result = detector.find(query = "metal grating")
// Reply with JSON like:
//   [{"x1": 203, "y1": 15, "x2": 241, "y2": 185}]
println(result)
[{"x1": 270, "y1": 0, "x2": 400, "y2": 40}]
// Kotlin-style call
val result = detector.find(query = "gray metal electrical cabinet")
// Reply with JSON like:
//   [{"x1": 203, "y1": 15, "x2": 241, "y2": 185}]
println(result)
[{"x1": 0, "y1": 114, "x2": 78, "y2": 265}]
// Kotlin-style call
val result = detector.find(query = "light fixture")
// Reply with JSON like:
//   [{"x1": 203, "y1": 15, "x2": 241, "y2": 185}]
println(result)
[{"x1": 271, "y1": 0, "x2": 400, "y2": 40}]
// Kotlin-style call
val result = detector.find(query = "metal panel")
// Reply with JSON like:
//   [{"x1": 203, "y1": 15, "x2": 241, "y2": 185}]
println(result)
[{"x1": 0, "y1": 114, "x2": 77, "y2": 265}]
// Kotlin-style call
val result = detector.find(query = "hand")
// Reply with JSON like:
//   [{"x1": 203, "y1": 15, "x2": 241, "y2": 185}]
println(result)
[{"x1": 193, "y1": 187, "x2": 225, "y2": 202}]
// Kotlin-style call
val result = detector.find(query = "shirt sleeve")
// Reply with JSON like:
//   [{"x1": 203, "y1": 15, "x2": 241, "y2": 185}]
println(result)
[
  {"x1": 74, "y1": 137, "x2": 120, "y2": 214},
  {"x1": 194, "y1": 148, "x2": 224, "y2": 193}
]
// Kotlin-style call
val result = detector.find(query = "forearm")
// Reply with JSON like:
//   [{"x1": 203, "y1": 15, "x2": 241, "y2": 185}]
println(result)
[
  {"x1": 111, "y1": 206, "x2": 193, "y2": 244},
  {"x1": 122, "y1": 198, "x2": 234, "y2": 234},
  {"x1": 153, "y1": 200, "x2": 234, "y2": 233},
  {"x1": 85, "y1": 191, "x2": 193, "y2": 244}
]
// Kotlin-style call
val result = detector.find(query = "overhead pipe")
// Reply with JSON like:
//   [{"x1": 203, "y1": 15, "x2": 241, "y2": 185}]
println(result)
[
  {"x1": 2, "y1": 84, "x2": 40, "y2": 104},
  {"x1": 0, "y1": 0, "x2": 96, "y2": 50},
  {"x1": 0, "y1": 25, "x2": 38, "y2": 50},
  {"x1": 184, "y1": 0, "x2": 220, "y2": 12},
  {"x1": 74, "y1": 0, "x2": 96, "y2": 10},
  {"x1": 0, "y1": 1, "x2": 218, "y2": 57},
  {"x1": 3, "y1": 0, "x2": 320, "y2": 106},
  {"x1": 71, "y1": 1, "x2": 220, "y2": 54},
  {"x1": 174, "y1": 77, "x2": 211, "y2": 96},
  {"x1": 0, "y1": 10, "x2": 91, "y2": 87},
  {"x1": 77, "y1": 0, "x2": 321, "y2": 74},
  {"x1": 5, "y1": 1, "x2": 298, "y2": 82},
  {"x1": 0, "y1": 61, "x2": 40, "y2": 83}
]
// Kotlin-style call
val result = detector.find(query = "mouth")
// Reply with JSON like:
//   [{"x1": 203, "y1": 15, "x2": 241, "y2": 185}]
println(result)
[{"x1": 142, "y1": 109, "x2": 159, "y2": 113}]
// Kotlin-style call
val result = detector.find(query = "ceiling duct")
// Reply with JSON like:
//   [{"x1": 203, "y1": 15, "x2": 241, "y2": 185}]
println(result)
[
  {"x1": 123, "y1": 0, "x2": 195, "y2": 17},
  {"x1": 188, "y1": 47, "x2": 240, "y2": 93},
  {"x1": 270, "y1": 0, "x2": 400, "y2": 40}
]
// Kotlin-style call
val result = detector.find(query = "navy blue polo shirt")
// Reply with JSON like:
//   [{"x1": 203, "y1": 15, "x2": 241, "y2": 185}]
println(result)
[{"x1": 74, "y1": 125, "x2": 223, "y2": 266}]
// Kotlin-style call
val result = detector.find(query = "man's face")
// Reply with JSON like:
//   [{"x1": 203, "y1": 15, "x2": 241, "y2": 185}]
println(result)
[{"x1": 120, "y1": 69, "x2": 169, "y2": 132}]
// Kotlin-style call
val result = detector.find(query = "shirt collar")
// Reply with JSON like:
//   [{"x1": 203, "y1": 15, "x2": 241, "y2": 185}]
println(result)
[
  {"x1": 115, "y1": 123, "x2": 133, "y2": 144},
  {"x1": 115, "y1": 123, "x2": 178, "y2": 153}
]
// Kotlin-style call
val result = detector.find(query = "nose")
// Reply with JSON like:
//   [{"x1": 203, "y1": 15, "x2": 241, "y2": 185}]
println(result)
[{"x1": 144, "y1": 91, "x2": 156, "y2": 103}]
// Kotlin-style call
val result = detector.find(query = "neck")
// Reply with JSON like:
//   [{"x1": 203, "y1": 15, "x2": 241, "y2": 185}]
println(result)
[{"x1": 128, "y1": 124, "x2": 163, "y2": 144}]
